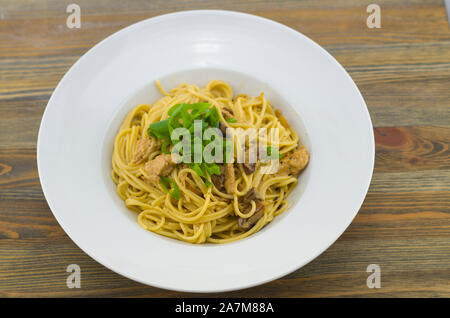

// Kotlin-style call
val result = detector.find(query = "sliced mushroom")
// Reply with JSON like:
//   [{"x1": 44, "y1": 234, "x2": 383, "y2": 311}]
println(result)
[
  {"x1": 242, "y1": 162, "x2": 255, "y2": 174},
  {"x1": 221, "y1": 107, "x2": 234, "y2": 120},
  {"x1": 219, "y1": 121, "x2": 227, "y2": 135},
  {"x1": 238, "y1": 188, "x2": 265, "y2": 229},
  {"x1": 242, "y1": 199, "x2": 264, "y2": 215},
  {"x1": 242, "y1": 188, "x2": 261, "y2": 202},
  {"x1": 211, "y1": 164, "x2": 226, "y2": 191},
  {"x1": 241, "y1": 145, "x2": 256, "y2": 174},
  {"x1": 238, "y1": 201, "x2": 265, "y2": 229}
]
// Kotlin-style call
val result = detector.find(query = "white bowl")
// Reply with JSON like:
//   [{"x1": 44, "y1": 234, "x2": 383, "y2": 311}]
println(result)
[{"x1": 37, "y1": 10, "x2": 374, "y2": 292}]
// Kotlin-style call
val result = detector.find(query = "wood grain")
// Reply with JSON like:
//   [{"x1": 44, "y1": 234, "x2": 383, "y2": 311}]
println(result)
[{"x1": 0, "y1": 0, "x2": 449, "y2": 297}]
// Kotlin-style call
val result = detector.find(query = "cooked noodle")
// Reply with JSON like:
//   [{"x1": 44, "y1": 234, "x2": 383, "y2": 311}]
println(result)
[{"x1": 111, "y1": 80, "x2": 307, "y2": 243}]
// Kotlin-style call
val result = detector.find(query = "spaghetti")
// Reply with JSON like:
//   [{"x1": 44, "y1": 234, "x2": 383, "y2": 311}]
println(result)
[{"x1": 111, "y1": 80, "x2": 309, "y2": 243}]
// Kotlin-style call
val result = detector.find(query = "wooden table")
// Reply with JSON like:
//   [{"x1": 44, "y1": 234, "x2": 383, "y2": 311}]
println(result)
[{"x1": 0, "y1": 0, "x2": 449, "y2": 297}]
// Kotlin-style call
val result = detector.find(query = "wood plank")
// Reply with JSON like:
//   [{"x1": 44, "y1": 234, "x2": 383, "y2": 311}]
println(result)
[
  {"x1": 2, "y1": 189, "x2": 449, "y2": 240},
  {"x1": 0, "y1": 147, "x2": 448, "y2": 296},
  {"x1": 3, "y1": 128, "x2": 448, "y2": 197},
  {"x1": 1, "y1": 3, "x2": 449, "y2": 58},
  {"x1": 0, "y1": 0, "x2": 445, "y2": 13},
  {"x1": 370, "y1": 170, "x2": 450, "y2": 192},
  {"x1": 0, "y1": 98, "x2": 47, "y2": 148},
  {"x1": 1, "y1": 4, "x2": 449, "y2": 149},
  {"x1": 0, "y1": 199, "x2": 62, "y2": 239},
  {"x1": 2, "y1": 44, "x2": 449, "y2": 99},
  {"x1": 1, "y1": 126, "x2": 449, "y2": 238},
  {"x1": 1, "y1": 80, "x2": 450, "y2": 148},
  {"x1": 0, "y1": 148, "x2": 41, "y2": 200},
  {"x1": 374, "y1": 126, "x2": 450, "y2": 172},
  {"x1": 1, "y1": 124, "x2": 449, "y2": 196},
  {"x1": 1, "y1": 148, "x2": 449, "y2": 296},
  {"x1": 0, "y1": 235, "x2": 449, "y2": 297},
  {"x1": 361, "y1": 78, "x2": 450, "y2": 127}
]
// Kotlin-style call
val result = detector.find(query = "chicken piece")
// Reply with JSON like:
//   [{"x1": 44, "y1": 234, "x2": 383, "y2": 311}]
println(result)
[
  {"x1": 143, "y1": 154, "x2": 176, "y2": 183},
  {"x1": 224, "y1": 163, "x2": 235, "y2": 194},
  {"x1": 277, "y1": 146, "x2": 309, "y2": 176},
  {"x1": 132, "y1": 137, "x2": 159, "y2": 164}
]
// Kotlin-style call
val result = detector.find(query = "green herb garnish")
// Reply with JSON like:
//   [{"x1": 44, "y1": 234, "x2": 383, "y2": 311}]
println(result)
[
  {"x1": 267, "y1": 146, "x2": 282, "y2": 159},
  {"x1": 160, "y1": 176, "x2": 180, "y2": 200},
  {"x1": 161, "y1": 140, "x2": 171, "y2": 154},
  {"x1": 226, "y1": 117, "x2": 237, "y2": 123},
  {"x1": 147, "y1": 103, "x2": 224, "y2": 185},
  {"x1": 204, "y1": 179, "x2": 213, "y2": 187},
  {"x1": 148, "y1": 118, "x2": 170, "y2": 140},
  {"x1": 190, "y1": 162, "x2": 206, "y2": 178},
  {"x1": 189, "y1": 162, "x2": 221, "y2": 187}
]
